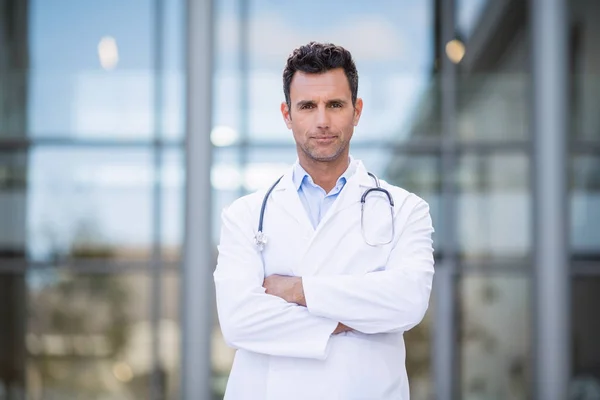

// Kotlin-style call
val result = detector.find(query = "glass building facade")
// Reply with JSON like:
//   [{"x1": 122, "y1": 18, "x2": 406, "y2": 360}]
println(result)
[{"x1": 0, "y1": 0, "x2": 598, "y2": 399}]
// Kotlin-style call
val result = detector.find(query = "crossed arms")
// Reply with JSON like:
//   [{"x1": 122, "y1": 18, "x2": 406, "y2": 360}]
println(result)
[{"x1": 213, "y1": 197, "x2": 435, "y2": 360}]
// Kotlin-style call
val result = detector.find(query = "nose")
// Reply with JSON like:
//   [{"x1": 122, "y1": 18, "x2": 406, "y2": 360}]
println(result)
[{"x1": 315, "y1": 105, "x2": 330, "y2": 129}]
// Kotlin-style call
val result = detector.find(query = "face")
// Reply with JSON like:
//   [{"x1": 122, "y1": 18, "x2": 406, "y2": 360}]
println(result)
[{"x1": 281, "y1": 68, "x2": 363, "y2": 164}]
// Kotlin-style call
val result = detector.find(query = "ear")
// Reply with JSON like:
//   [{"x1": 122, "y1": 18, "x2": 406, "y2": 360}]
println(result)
[
  {"x1": 353, "y1": 98, "x2": 363, "y2": 126},
  {"x1": 281, "y1": 102, "x2": 292, "y2": 129}
]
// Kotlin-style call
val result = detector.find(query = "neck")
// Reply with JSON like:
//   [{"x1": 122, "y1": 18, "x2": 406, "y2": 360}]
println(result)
[{"x1": 298, "y1": 152, "x2": 350, "y2": 193}]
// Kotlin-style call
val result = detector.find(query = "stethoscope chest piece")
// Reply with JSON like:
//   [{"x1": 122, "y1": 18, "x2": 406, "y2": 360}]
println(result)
[{"x1": 255, "y1": 231, "x2": 267, "y2": 252}]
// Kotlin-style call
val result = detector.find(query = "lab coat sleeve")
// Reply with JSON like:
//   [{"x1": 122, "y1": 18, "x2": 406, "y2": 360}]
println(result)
[
  {"x1": 213, "y1": 199, "x2": 338, "y2": 359},
  {"x1": 302, "y1": 198, "x2": 435, "y2": 334}
]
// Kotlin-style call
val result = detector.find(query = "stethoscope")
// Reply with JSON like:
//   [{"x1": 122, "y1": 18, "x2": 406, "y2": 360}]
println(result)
[{"x1": 254, "y1": 172, "x2": 395, "y2": 251}]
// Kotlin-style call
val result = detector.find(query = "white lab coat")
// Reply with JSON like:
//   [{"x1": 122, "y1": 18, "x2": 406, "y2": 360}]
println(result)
[{"x1": 214, "y1": 160, "x2": 435, "y2": 400}]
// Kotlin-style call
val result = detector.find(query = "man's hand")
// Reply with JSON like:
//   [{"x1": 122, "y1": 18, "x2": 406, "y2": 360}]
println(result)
[
  {"x1": 263, "y1": 275, "x2": 306, "y2": 306},
  {"x1": 332, "y1": 323, "x2": 352, "y2": 335}
]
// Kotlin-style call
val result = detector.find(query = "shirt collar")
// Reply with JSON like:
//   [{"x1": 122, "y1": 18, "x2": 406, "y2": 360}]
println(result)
[{"x1": 292, "y1": 155, "x2": 358, "y2": 191}]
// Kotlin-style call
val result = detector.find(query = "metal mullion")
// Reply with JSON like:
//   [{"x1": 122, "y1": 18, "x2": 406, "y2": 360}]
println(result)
[
  {"x1": 531, "y1": 0, "x2": 570, "y2": 398},
  {"x1": 434, "y1": 0, "x2": 459, "y2": 398},
  {"x1": 181, "y1": 0, "x2": 214, "y2": 398},
  {"x1": 150, "y1": 0, "x2": 165, "y2": 398}
]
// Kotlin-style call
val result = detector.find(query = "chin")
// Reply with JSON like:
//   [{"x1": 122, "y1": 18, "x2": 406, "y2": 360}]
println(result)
[{"x1": 307, "y1": 151, "x2": 342, "y2": 162}]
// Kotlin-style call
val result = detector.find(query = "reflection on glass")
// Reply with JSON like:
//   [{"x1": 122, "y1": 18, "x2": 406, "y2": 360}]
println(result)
[
  {"x1": 571, "y1": 155, "x2": 600, "y2": 258},
  {"x1": 457, "y1": 153, "x2": 530, "y2": 262},
  {"x1": 212, "y1": 0, "x2": 436, "y2": 142},
  {"x1": 25, "y1": 0, "x2": 184, "y2": 140},
  {"x1": 571, "y1": 278, "x2": 600, "y2": 396},
  {"x1": 27, "y1": 148, "x2": 154, "y2": 262},
  {"x1": 26, "y1": 271, "x2": 152, "y2": 399},
  {"x1": 28, "y1": 1, "x2": 152, "y2": 138},
  {"x1": 454, "y1": 0, "x2": 530, "y2": 142},
  {"x1": 459, "y1": 275, "x2": 530, "y2": 399},
  {"x1": 457, "y1": 74, "x2": 529, "y2": 141}
]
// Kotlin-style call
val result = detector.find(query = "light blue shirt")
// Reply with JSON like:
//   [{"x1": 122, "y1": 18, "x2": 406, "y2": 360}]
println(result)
[{"x1": 292, "y1": 159, "x2": 357, "y2": 229}]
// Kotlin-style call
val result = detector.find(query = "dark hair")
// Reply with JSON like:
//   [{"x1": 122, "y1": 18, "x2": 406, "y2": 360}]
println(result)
[{"x1": 283, "y1": 42, "x2": 359, "y2": 109}]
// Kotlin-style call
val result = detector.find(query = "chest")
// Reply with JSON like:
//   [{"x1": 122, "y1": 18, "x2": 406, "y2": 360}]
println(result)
[{"x1": 259, "y1": 196, "x2": 396, "y2": 277}]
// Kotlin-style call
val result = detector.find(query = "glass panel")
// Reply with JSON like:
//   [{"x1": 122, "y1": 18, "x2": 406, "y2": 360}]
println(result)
[
  {"x1": 161, "y1": 270, "x2": 180, "y2": 400},
  {"x1": 18, "y1": 0, "x2": 184, "y2": 140},
  {"x1": 220, "y1": 0, "x2": 439, "y2": 142},
  {"x1": 212, "y1": 146, "x2": 246, "y2": 243},
  {"x1": 27, "y1": 148, "x2": 154, "y2": 262},
  {"x1": 457, "y1": 153, "x2": 530, "y2": 262},
  {"x1": 162, "y1": 148, "x2": 184, "y2": 262},
  {"x1": 161, "y1": 0, "x2": 185, "y2": 141},
  {"x1": 571, "y1": 277, "x2": 600, "y2": 394},
  {"x1": 569, "y1": 0, "x2": 600, "y2": 141},
  {"x1": 457, "y1": 74, "x2": 530, "y2": 142},
  {"x1": 571, "y1": 155, "x2": 600, "y2": 259},
  {"x1": 455, "y1": 1, "x2": 530, "y2": 142},
  {"x1": 26, "y1": 270, "x2": 152, "y2": 399},
  {"x1": 405, "y1": 305, "x2": 433, "y2": 400},
  {"x1": 571, "y1": 75, "x2": 600, "y2": 141},
  {"x1": 459, "y1": 274, "x2": 530, "y2": 399},
  {"x1": 244, "y1": 146, "x2": 297, "y2": 192},
  {"x1": 210, "y1": 141, "x2": 237, "y2": 400},
  {"x1": 212, "y1": 320, "x2": 235, "y2": 399},
  {"x1": 28, "y1": 1, "x2": 153, "y2": 139},
  {"x1": 456, "y1": 0, "x2": 490, "y2": 41},
  {"x1": 385, "y1": 153, "x2": 442, "y2": 255}
]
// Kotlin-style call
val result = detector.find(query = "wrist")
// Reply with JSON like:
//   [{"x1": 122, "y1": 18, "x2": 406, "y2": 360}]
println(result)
[{"x1": 294, "y1": 277, "x2": 306, "y2": 306}]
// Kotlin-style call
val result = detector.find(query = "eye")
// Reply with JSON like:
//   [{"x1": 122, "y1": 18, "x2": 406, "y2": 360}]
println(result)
[
  {"x1": 330, "y1": 102, "x2": 343, "y2": 108},
  {"x1": 300, "y1": 103, "x2": 315, "y2": 110}
]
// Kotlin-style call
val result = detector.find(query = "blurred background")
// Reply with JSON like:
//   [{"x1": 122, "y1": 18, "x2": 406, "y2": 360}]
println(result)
[{"x1": 0, "y1": 0, "x2": 599, "y2": 399}]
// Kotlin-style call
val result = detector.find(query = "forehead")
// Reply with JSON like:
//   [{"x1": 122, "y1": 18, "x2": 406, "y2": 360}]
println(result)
[{"x1": 289, "y1": 68, "x2": 351, "y2": 101}]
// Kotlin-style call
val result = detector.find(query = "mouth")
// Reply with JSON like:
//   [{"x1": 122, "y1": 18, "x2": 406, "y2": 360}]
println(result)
[{"x1": 312, "y1": 135, "x2": 337, "y2": 141}]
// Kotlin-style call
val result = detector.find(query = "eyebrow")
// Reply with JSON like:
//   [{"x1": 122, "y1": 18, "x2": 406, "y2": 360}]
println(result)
[{"x1": 295, "y1": 99, "x2": 348, "y2": 108}]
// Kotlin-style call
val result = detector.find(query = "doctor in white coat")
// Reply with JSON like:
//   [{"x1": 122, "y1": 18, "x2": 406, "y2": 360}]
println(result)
[{"x1": 214, "y1": 42, "x2": 435, "y2": 400}]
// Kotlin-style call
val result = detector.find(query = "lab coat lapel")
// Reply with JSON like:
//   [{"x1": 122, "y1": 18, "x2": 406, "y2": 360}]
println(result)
[
  {"x1": 294, "y1": 162, "x2": 374, "y2": 276},
  {"x1": 270, "y1": 168, "x2": 314, "y2": 233},
  {"x1": 315, "y1": 161, "x2": 373, "y2": 227}
]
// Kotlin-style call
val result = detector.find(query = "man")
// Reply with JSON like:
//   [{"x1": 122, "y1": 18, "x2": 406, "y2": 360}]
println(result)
[{"x1": 214, "y1": 42, "x2": 435, "y2": 399}]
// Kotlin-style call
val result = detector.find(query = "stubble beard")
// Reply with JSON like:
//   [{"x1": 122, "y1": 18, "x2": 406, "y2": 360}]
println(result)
[{"x1": 299, "y1": 138, "x2": 349, "y2": 163}]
